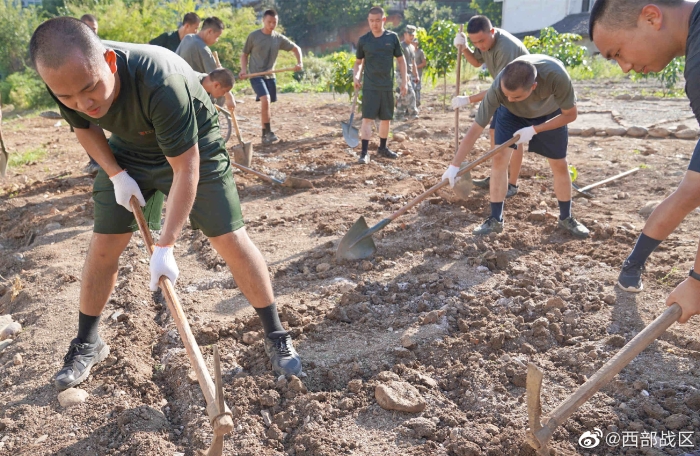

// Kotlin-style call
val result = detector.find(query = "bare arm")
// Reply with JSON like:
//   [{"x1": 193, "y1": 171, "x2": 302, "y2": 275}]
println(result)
[
  {"x1": 73, "y1": 124, "x2": 123, "y2": 177},
  {"x1": 224, "y1": 91, "x2": 236, "y2": 111},
  {"x1": 353, "y1": 59, "x2": 364, "y2": 89},
  {"x1": 468, "y1": 90, "x2": 488, "y2": 104},
  {"x1": 397, "y1": 55, "x2": 408, "y2": 94},
  {"x1": 239, "y1": 53, "x2": 249, "y2": 78},
  {"x1": 291, "y1": 45, "x2": 303, "y2": 70},
  {"x1": 450, "y1": 122, "x2": 486, "y2": 167},
  {"x1": 462, "y1": 46, "x2": 482, "y2": 68},
  {"x1": 159, "y1": 145, "x2": 200, "y2": 246},
  {"x1": 533, "y1": 106, "x2": 578, "y2": 134}
]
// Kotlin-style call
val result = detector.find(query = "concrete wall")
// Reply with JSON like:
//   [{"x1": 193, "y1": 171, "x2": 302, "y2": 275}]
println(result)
[{"x1": 502, "y1": 0, "x2": 592, "y2": 34}]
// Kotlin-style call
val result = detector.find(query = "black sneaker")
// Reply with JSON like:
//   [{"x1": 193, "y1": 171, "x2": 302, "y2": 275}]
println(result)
[
  {"x1": 264, "y1": 331, "x2": 302, "y2": 376},
  {"x1": 377, "y1": 146, "x2": 399, "y2": 159},
  {"x1": 55, "y1": 337, "x2": 110, "y2": 391},
  {"x1": 473, "y1": 217, "x2": 504, "y2": 235},
  {"x1": 506, "y1": 184, "x2": 519, "y2": 199},
  {"x1": 473, "y1": 176, "x2": 490, "y2": 189},
  {"x1": 358, "y1": 152, "x2": 370, "y2": 164},
  {"x1": 618, "y1": 259, "x2": 644, "y2": 293},
  {"x1": 558, "y1": 216, "x2": 590, "y2": 238}
]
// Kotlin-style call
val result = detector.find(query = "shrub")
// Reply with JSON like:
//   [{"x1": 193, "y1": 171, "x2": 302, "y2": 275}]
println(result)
[
  {"x1": 630, "y1": 56, "x2": 685, "y2": 96},
  {"x1": 327, "y1": 51, "x2": 356, "y2": 99},
  {"x1": 523, "y1": 27, "x2": 588, "y2": 68},
  {"x1": 0, "y1": 0, "x2": 44, "y2": 76},
  {"x1": 0, "y1": 69, "x2": 55, "y2": 110}
]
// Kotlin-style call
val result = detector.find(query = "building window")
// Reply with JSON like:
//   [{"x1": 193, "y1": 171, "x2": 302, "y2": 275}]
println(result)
[{"x1": 582, "y1": 0, "x2": 591, "y2": 12}]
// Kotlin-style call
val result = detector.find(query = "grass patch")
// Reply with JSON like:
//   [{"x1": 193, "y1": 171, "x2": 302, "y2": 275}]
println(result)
[
  {"x1": 569, "y1": 56, "x2": 626, "y2": 80},
  {"x1": 9, "y1": 147, "x2": 47, "y2": 168}
]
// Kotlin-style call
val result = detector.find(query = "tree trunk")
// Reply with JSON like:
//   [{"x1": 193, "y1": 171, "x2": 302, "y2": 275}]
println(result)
[{"x1": 443, "y1": 74, "x2": 447, "y2": 110}]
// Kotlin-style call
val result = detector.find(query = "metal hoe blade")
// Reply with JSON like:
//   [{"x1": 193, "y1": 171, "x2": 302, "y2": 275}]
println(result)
[
  {"x1": 336, "y1": 216, "x2": 377, "y2": 260},
  {"x1": 232, "y1": 142, "x2": 253, "y2": 168},
  {"x1": 453, "y1": 164, "x2": 474, "y2": 200}
]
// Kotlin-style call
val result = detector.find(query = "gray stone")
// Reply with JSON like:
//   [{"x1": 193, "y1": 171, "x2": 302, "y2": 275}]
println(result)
[
  {"x1": 0, "y1": 339, "x2": 12, "y2": 353},
  {"x1": 603, "y1": 295, "x2": 616, "y2": 305},
  {"x1": 12, "y1": 353, "x2": 22, "y2": 366},
  {"x1": 674, "y1": 128, "x2": 699, "y2": 139},
  {"x1": 405, "y1": 417, "x2": 437, "y2": 439},
  {"x1": 375, "y1": 380, "x2": 426, "y2": 413},
  {"x1": 58, "y1": 388, "x2": 89, "y2": 408},
  {"x1": 44, "y1": 222, "x2": 62, "y2": 232},
  {"x1": 393, "y1": 132, "x2": 407, "y2": 143},
  {"x1": 545, "y1": 297, "x2": 566, "y2": 310},
  {"x1": 528, "y1": 210, "x2": 546, "y2": 222},
  {"x1": 348, "y1": 379, "x2": 363, "y2": 393},
  {"x1": 648, "y1": 127, "x2": 671, "y2": 138},
  {"x1": 568, "y1": 127, "x2": 582, "y2": 136},
  {"x1": 400, "y1": 333, "x2": 417, "y2": 349},
  {"x1": 605, "y1": 127, "x2": 627, "y2": 136},
  {"x1": 242, "y1": 331, "x2": 262, "y2": 345},
  {"x1": 580, "y1": 127, "x2": 597, "y2": 137},
  {"x1": 639, "y1": 200, "x2": 661, "y2": 218},
  {"x1": 664, "y1": 413, "x2": 689, "y2": 430},
  {"x1": 627, "y1": 126, "x2": 648, "y2": 137},
  {"x1": 616, "y1": 94, "x2": 632, "y2": 100},
  {"x1": 288, "y1": 375, "x2": 308, "y2": 393},
  {"x1": 0, "y1": 322, "x2": 21, "y2": 341},
  {"x1": 259, "y1": 390, "x2": 280, "y2": 407},
  {"x1": 316, "y1": 263, "x2": 331, "y2": 273}
]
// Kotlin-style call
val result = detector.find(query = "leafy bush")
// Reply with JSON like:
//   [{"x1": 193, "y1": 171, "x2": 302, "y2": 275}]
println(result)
[
  {"x1": 292, "y1": 52, "x2": 333, "y2": 84},
  {"x1": 0, "y1": 0, "x2": 44, "y2": 76},
  {"x1": 630, "y1": 57, "x2": 685, "y2": 96},
  {"x1": 403, "y1": 0, "x2": 452, "y2": 31},
  {"x1": 568, "y1": 55, "x2": 625, "y2": 80},
  {"x1": 523, "y1": 27, "x2": 588, "y2": 68},
  {"x1": 327, "y1": 51, "x2": 356, "y2": 99},
  {"x1": 0, "y1": 69, "x2": 55, "y2": 110}
]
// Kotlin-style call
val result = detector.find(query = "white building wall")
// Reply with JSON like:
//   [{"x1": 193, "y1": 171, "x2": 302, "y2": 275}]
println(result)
[{"x1": 501, "y1": 0, "x2": 569, "y2": 34}]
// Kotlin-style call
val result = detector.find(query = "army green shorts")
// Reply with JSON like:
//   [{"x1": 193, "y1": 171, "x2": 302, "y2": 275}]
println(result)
[
  {"x1": 92, "y1": 143, "x2": 245, "y2": 237},
  {"x1": 361, "y1": 89, "x2": 394, "y2": 121}
]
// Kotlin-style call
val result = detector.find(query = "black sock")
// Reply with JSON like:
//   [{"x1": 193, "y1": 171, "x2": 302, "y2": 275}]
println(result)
[
  {"x1": 254, "y1": 302, "x2": 285, "y2": 336},
  {"x1": 264, "y1": 122, "x2": 271, "y2": 132},
  {"x1": 626, "y1": 233, "x2": 662, "y2": 267},
  {"x1": 262, "y1": 128, "x2": 268, "y2": 136},
  {"x1": 508, "y1": 183, "x2": 518, "y2": 190},
  {"x1": 77, "y1": 311, "x2": 100, "y2": 344},
  {"x1": 558, "y1": 200, "x2": 572, "y2": 220},
  {"x1": 361, "y1": 140, "x2": 369, "y2": 154},
  {"x1": 379, "y1": 137, "x2": 388, "y2": 149},
  {"x1": 490, "y1": 201, "x2": 504, "y2": 222}
]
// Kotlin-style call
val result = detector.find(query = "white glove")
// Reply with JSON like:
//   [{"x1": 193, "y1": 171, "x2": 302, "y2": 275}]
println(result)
[
  {"x1": 150, "y1": 245, "x2": 179, "y2": 291},
  {"x1": 453, "y1": 32, "x2": 467, "y2": 48},
  {"x1": 451, "y1": 96, "x2": 470, "y2": 110},
  {"x1": 514, "y1": 126, "x2": 537, "y2": 145},
  {"x1": 110, "y1": 170, "x2": 146, "y2": 212},
  {"x1": 442, "y1": 164, "x2": 460, "y2": 188}
]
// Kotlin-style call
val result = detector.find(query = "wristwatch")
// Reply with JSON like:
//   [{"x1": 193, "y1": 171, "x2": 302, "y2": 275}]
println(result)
[{"x1": 690, "y1": 268, "x2": 700, "y2": 282}]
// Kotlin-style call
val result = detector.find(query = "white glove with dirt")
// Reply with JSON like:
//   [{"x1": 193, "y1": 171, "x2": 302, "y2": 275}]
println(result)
[
  {"x1": 442, "y1": 164, "x2": 460, "y2": 188},
  {"x1": 451, "y1": 96, "x2": 471, "y2": 110},
  {"x1": 453, "y1": 32, "x2": 467, "y2": 48},
  {"x1": 149, "y1": 245, "x2": 179, "y2": 291},
  {"x1": 109, "y1": 170, "x2": 146, "y2": 212},
  {"x1": 514, "y1": 126, "x2": 537, "y2": 145}
]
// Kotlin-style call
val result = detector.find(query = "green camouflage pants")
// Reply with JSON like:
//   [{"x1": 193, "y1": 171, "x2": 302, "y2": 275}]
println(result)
[{"x1": 395, "y1": 80, "x2": 418, "y2": 118}]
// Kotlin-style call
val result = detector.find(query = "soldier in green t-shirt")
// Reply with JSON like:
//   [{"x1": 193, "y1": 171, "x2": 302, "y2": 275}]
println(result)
[
  {"x1": 453, "y1": 15, "x2": 529, "y2": 198},
  {"x1": 29, "y1": 17, "x2": 302, "y2": 391},
  {"x1": 240, "y1": 9, "x2": 303, "y2": 145},
  {"x1": 353, "y1": 6, "x2": 408, "y2": 165},
  {"x1": 443, "y1": 55, "x2": 589, "y2": 239},
  {"x1": 149, "y1": 12, "x2": 200, "y2": 53},
  {"x1": 413, "y1": 39, "x2": 427, "y2": 107},
  {"x1": 395, "y1": 25, "x2": 420, "y2": 120}
]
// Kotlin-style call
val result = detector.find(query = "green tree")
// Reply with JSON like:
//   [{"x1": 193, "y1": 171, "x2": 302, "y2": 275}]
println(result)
[
  {"x1": 468, "y1": 0, "x2": 502, "y2": 26},
  {"x1": 416, "y1": 20, "x2": 459, "y2": 107},
  {"x1": 523, "y1": 27, "x2": 588, "y2": 68},
  {"x1": 630, "y1": 56, "x2": 685, "y2": 96},
  {"x1": 404, "y1": 0, "x2": 452, "y2": 31},
  {"x1": 0, "y1": 0, "x2": 44, "y2": 76}
]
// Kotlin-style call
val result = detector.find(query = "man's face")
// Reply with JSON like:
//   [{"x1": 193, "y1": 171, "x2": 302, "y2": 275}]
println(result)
[
  {"x1": 37, "y1": 50, "x2": 118, "y2": 119},
  {"x1": 468, "y1": 29, "x2": 495, "y2": 52},
  {"x1": 404, "y1": 31, "x2": 415, "y2": 44},
  {"x1": 592, "y1": 9, "x2": 677, "y2": 75},
  {"x1": 184, "y1": 21, "x2": 199, "y2": 35},
  {"x1": 263, "y1": 15, "x2": 278, "y2": 32},
  {"x1": 501, "y1": 81, "x2": 537, "y2": 103},
  {"x1": 368, "y1": 13, "x2": 385, "y2": 33},
  {"x1": 210, "y1": 82, "x2": 231, "y2": 99},
  {"x1": 83, "y1": 20, "x2": 97, "y2": 34},
  {"x1": 203, "y1": 28, "x2": 223, "y2": 46}
]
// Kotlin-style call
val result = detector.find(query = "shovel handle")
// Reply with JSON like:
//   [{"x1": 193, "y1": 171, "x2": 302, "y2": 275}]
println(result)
[
  {"x1": 388, "y1": 136, "x2": 518, "y2": 222},
  {"x1": 229, "y1": 160, "x2": 281, "y2": 184},
  {"x1": 455, "y1": 24, "x2": 464, "y2": 152},
  {"x1": 533, "y1": 303, "x2": 682, "y2": 447},
  {"x1": 128, "y1": 197, "x2": 233, "y2": 435},
  {"x1": 576, "y1": 167, "x2": 639, "y2": 193},
  {"x1": 241, "y1": 67, "x2": 298, "y2": 79},
  {"x1": 215, "y1": 105, "x2": 246, "y2": 145},
  {"x1": 213, "y1": 51, "x2": 222, "y2": 68}
]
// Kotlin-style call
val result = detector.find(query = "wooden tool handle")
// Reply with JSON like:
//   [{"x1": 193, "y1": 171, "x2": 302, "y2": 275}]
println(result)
[
  {"x1": 212, "y1": 51, "x2": 222, "y2": 68},
  {"x1": 129, "y1": 197, "x2": 231, "y2": 433},
  {"x1": 536, "y1": 303, "x2": 682, "y2": 443},
  {"x1": 215, "y1": 105, "x2": 245, "y2": 145},
  {"x1": 242, "y1": 67, "x2": 297, "y2": 79},
  {"x1": 455, "y1": 24, "x2": 464, "y2": 152},
  {"x1": 388, "y1": 136, "x2": 518, "y2": 222},
  {"x1": 229, "y1": 160, "x2": 276, "y2": 184},
  {"x1": 577, "y1": 167, "x2": 639, "y2": 193}
]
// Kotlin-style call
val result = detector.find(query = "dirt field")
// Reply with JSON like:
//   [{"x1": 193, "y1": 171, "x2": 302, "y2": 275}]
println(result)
[{"x1": 1, "y1": 78, "x2": 700, "y2": 456}]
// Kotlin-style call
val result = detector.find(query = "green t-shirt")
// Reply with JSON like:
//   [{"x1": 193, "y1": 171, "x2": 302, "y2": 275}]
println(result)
[
  {"x1": 401, "y1": 41, "x2": 416, "y2": 74},
  {"x1": 176, "y1": 34, "x2": 217, "y2": 74},
  {"x1": 149, "y1": 30, "x2": 181, "y2": 53},
  {"x1": 242, "y1": 29, "x2": 295, "y2": 78},
  {"x1": 475, "y1": 54, "x2": 577, "y2": 127},
  {"x1": 472, "y1": 28, "x2": 529, "y2": 78},
  {"x1": 50, "y1": 41, "x2": 221, "y2": 165},
  {"x1": 415, "y1": 48, "x2": 426, "y2": 79},
  {"x1": 356, "y1": 30, "x2": 403, "y2": 91}
]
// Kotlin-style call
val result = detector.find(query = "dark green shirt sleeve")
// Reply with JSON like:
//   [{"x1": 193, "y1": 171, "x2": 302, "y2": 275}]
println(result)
[
  {"x1": 48, "y1": 89, "x2": 91, "y2": 129},
  {"x1": 149, "y1": 32, "x2": 167, "y2": 47},
  {"x1": 149, "y1": 75, "x2": 198, "y2": 157},
  {"x1": 393, "y1": 34, "x2": 402, "y2": 58},
  {"x1": 356, "y1": 37, "x2": 365, "y2": 59}
]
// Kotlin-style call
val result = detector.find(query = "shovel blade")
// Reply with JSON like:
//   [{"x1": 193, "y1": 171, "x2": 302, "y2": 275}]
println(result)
[
  {"x1": 282, "y1": 176, "x2": 314, "y2": 189},
  {"x1": 0, "y1": 150, "x2": 7, "y2": 178},
  {"x1": 342, "y1": 122, "x2": 360, "y2": 148},
  {"x1": 336, "y1": 216, "x2": 377, "y2": 260},
  {"x1": 232, "y1": 143, "x2": 253, "y2": 167},
  {"x1": 453, "y1": 170, "x2": 474, "y2": 199}
]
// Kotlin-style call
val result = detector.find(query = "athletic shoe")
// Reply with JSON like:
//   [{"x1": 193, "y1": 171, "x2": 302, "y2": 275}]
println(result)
[
  {"x1": 84, "y1": 162, "x2": 100, "y2": 177},
  {"x1": 473, "y1": 176, "x2": 490, "y2": 189},
  {"x1": 264, "y1": 331, "x2": 302, "y2": 376},
  {"x1": 558, "y1": 216, "x2": 590, "y2": 238},
  {"x1": 377, "y1": 146, "x2": 398, "y2": 159},
  {"x1": 506, "y1": 184, "x2": 519, "y2": 199},
  {"x1": 473, "y1": 217, "x2": 504, "y2": 235},
  {"x1": 55, "y1": 337, "x2": 110, "y2": 391},
  {"x1": 618, "y1": 259, "x2": 644, "y2": 293},
  {"x1": 262, "y1": 131, "x2": 280, "y2": 145},
  {"x1": 358, "y1": 152, "x2": 370, "y2": 164}
]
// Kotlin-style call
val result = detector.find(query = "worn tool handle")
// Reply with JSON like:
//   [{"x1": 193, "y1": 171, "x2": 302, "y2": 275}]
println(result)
[
  {"x1": 0, "y1": 93, "x2": 8, "y2": 178},
  {"x1": 128, "y1": 197, "x2": 233, "y2": 436},
  {"x1": 534, "y1": 303, "x2": 682, "y2": 445},
  {"x1": 214, "y1": 105, "x2": 246, "y2": 145},
  {"x1": 241, "y1": 67, "x2": 297, "y2": 79},
  {"x1": 212, "y1": 51, "x2": 222, "y2": 68},
  {"x1": 228, "y1": 160, "x2": 281, "y2": 184},
  {"x1": 388, "y1": 136, "x2": 518, "y2": 222},
  {"x1": 577, "y1": 167, "x2": 639, "y2": 193},
  {"x1": 455, "y1": 24, "x2": 464, "y2": 152}
]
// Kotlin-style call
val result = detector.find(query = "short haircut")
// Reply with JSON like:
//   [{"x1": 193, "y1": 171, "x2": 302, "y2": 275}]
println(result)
[
  {"x1": 501, "y1": 60, "x2": 537, "y2": 91},
  {"x1": 80, "y1": 14, "x2": 97, "y2": 24},
  {"x1": 183, "y1": 12, "x2": 200, "y2": 25},
  {"x1": 201, "y1": 16, "x2": 225, "y2": 32},
  {"x1": 369, "y1": 6, "x2": 385, "y2": 16},
  {"x1": 263, "y1": 9, "x2": 277, "y2": 18},
  {"x1": 30, "y1": 17, "x2": 106, "y2": 70},
  {"x1": 467, "y1": 15, "x2": 492, "y2": 34},
  {"x1": 208, "y1": 68, "x2": 234, "y2": 88},
  {"x1": 590, "y1": 0, "x2": 683, "y2": 40}
]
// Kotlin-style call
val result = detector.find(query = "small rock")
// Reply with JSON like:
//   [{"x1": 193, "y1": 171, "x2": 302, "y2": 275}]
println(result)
[
  {"x1": 569, "y1": 127, "x2": 582, "y2": 136},
  {"x1": 605, "y1": 127, "x2": 627, "y2": 136},
  {"x1": 528, "y1": 210, "x2": 546, "y2": 222},
  {"x1": 405, "y1": 417, "x2": 436, "y2": 439},
  {"x1": 639, "y1": 200, "x2": 661, "y2": 218},
  {"x1": 648, "y1": 127, "x2": 671, "y2": 138},
  {"x1": 616, "y1": 94, "x2": 632, "y2": 100},
  {"x1": 626, "y1": 126, "x2": 648, "y2": 137},
  {"x1": 495, "y1": 252, "x2": 509, "y2": 270},
  {"x1": 259, "y1": 390, "x2": 280, "y2": 407},
  {"x1": 316, "y1": 263, "x2": 331, "y2": 273},
  {"x1": 40, "y1": 111, "x2": 62, "y2": 119},
  {"x1": 393, "y1": 132, "x2": 406, "y2": 143},
  {"x1": 261, "y1": 409, "x2": 272, "y2": 427},
  {"x1": 621, "y1": 222, "x2": 635, "y2": 230},
  {"x1": 265, "y1": 423, "x2": 286, "y2": 441},
  {"x1": 615, "y1": 192, "x2": 630, "y2": 200},
  {"x1": 58, "y1": 388, "x2": 89, "y2": 408},
  {"x1": 545, "y1": 297, "x2": 566, "y2": 310},
  {"x1": 34, "y1": 434, "x2": 48, "y2": 445},
  {"x1": 606, "y1": 334, "x2": 626, "y2": 348},
  {"x1": 242, "y1": 331, "x2": 262, "y2": 345},
  {"x1": 288, "y1": 375, "x2": 308, "y2": 394},
  {"x1": 375, "y1": 381, "x2": 426, "y2": 413},
  {"x1": 580, "y1": 127, "x2": 597, "y2": 137},
  {"x1": 0, "y1": 322, "x2": 21, "y2": 341},
  {"x1": 664, "y1": 413, "x2": 689, "y2": 430},
  {"x1": 603, "y1": 295, "x2": 616, "y2": 305},
  {"x1": 348, "y1": 379, "x2": 363, "y2": 393},
  {"x1": 0, "y1": 339, "x2": 12, "y2": 353},
  {"x1": 401, "y1": 333, "x2": 417, "y2": 349},
  {"x1": 360, "y1": 260, "x2": 373, "y2": 271},
  {"x1": 674, "y1": 128, "x2": 699, "y2": 139},
  {"x1": 687, "y1": 391, "x2": 700, "y2": 410},
  {"x1": 12, "y1": 353, "x2": 22, "y2": 366},
  {"x1": 476, "y1": 265, "x2": 490, "y2": 273},
  {"x1": 414, "y1": 128, "x2": 430, "y2": 138},
  {"x1": 45, "y1": 222, "x2": 62, "y2": 232}
]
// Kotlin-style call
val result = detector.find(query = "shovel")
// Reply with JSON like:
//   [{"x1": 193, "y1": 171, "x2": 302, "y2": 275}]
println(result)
[
  {"x1": 230, "y1": 161, "x2": 313, "y2": 189},
  {"x1": 240, "y1": 67, "x2": 298, "y2": 79},
  {"x1": 526, "y1": 302, "x2": 682, "y2": 455},
  {"x1": 341, "y1": 87, "x2": 361, "y2": 148},
  {"x1": 452, "y1": 24, "x2": 473, "y2": 199},
  {"x1": 336, "y1": 135, "x2": 518, "y2": 260},
  {"x1": 129, "y1": 197, "x2": 233, "y2": 456},
  {"x1": 216, "y1": 105, "x2": 253, "y2": 167},
  {"x1": 573, "y1": 167, "x2": 639, "y2": 198},
  {"x1": 0, "y1": 94, "x2": 8, "y2": 178}
]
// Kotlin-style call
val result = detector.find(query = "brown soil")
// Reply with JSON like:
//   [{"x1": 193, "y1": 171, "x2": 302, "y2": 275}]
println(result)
[{"x1": 1, "y1": 80, "x2": 700, "y2": 456}]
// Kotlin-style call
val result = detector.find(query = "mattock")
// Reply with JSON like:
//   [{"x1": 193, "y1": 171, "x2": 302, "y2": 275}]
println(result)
[
  {"x1": 129, "y1": 197, "x2": 233, "y2": 456},
  {"x1": 525, "y1": 303, "x2": 682, "y2": 455}
]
